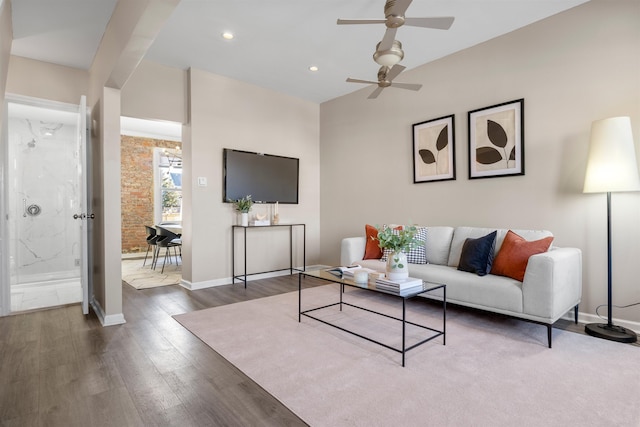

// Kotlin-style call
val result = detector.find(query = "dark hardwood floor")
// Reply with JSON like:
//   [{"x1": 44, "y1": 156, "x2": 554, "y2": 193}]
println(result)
[
  {"x1": 0, "y1": 275, "x2": 321, "y2": 427},
  {"x1": 1, "y1": 274, "x2": 636, "y2": 426}
]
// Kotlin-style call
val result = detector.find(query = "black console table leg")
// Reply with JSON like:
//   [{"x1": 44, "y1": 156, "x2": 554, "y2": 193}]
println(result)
[{"x1": 231, "y1": 227, "x2": 235, "y2": 284}]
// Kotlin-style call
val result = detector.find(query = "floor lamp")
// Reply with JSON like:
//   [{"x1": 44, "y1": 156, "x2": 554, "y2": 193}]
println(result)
[{"x1": 583, "y1": 116, "x2": 640, "y2": 343}]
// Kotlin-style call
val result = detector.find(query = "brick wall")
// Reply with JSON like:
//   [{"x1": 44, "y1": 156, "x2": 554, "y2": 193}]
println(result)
[{"x1": 121, "y1": 135, "x2": 181, "y2": 253}]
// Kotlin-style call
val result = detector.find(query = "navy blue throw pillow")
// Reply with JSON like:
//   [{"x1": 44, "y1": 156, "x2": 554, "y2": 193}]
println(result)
[{"x1": 457, "y1": 231, "x2": 497, "y2": 276}]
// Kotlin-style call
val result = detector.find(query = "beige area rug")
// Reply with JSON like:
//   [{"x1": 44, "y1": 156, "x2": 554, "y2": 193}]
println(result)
[
  {"x1": 122, "y1": 257, "x2": 181, "y2": 289},
  {"x1": 174, "y1": 284, "x2": 640, "y2": 427}
]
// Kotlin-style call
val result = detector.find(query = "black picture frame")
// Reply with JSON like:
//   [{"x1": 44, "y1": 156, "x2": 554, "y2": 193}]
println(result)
[
  {"x1": 468, "y1": 99, "x2": 524, "y2": 179},
  {"x1": 412, "y1": 114, "x2": 456, "y2": 183}
]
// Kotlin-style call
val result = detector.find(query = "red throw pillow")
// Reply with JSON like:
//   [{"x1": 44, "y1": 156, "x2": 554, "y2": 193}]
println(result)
[
  {"x1": 363, "y1": 224, "x2": 383, "y2": 259},
  {"x1": 491, "y1": 230, "x2": 553, "y2": 282}
]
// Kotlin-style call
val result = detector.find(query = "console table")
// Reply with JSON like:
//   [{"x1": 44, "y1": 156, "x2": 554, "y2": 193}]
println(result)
[{"x1": 232, "y1": 224, "x2": 306, "y2": 288}]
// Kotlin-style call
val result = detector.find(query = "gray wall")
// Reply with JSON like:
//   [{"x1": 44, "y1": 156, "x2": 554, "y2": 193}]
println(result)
[{"x1": 319, "y1": 0, "x2": 640, "y2": 324}]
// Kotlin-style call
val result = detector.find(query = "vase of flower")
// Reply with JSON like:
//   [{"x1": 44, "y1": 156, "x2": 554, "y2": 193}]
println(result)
[
  {"x1": 240, "y1": 212, "x2": 249, "y2": 227},
  {"x1": 230, "y1": 195, "x2": 253, "y2": 227},
  {"x1": 386, "y1": 251, "x2": 409, "y2": 280},
  {"x1": 374, "y1": 225, "x2": 423, "y2": 281}
]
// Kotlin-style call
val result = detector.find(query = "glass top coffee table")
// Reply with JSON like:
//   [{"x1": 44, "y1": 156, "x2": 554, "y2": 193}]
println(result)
[{"x1": 298, "y1": 269, "x2": 446, "y2": 367}]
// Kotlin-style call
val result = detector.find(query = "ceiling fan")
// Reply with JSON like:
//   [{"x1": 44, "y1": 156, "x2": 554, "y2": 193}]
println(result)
[
  {"x1": 338, "y1": 0, "x2": 455, "y2": 66},
  {"x1": 346, "y1": 64, "x2": 422, "y2": 99}
]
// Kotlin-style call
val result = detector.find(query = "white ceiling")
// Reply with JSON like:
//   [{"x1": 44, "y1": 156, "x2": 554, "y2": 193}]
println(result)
[{"x1": 10, "y1": 0, "x2": 588, "y2": 104}]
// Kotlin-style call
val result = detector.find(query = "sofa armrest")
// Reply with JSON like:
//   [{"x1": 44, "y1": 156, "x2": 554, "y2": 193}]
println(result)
[
  {"x1": 522, "y1": 247, "x2": 582, "y2": 322},
  {"x1": 340, "y1": 237, "x2": 366, "y2": 266}
]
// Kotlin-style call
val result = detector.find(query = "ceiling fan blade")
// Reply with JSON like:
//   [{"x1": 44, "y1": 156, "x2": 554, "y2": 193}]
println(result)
[
  {"x1": 389, "y1": 0, "x2": 414, "y2": 16},
  {"x1": 368, "y1": 87, "x2": 385, "y2": 99},
  {"x1": 337, "y1": 19, "x2": 386, "y2": 25},
  {"x1": 403, "y1": 17, "x2": 455, "y2": 30},
  {"x1": 390, "y1": 82, "x2": 422, "y2": 91},
  {"x1": 378, "y1": 27, "x2": 398, "y2": 51},
  {"x1": 386, "y1": 64, "x2": 406, "y2": 80},
  {"x1": 346, "y1": 78, "x2": 378, "y2": 85}
]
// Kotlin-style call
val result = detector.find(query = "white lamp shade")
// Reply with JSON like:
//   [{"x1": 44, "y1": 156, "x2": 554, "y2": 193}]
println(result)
[{"x1": 583, "y1": 116, "x2": 640, "y2": 193}]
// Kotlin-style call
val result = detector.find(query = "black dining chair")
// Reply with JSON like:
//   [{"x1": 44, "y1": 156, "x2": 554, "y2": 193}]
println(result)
[
  {"x1": 154, "y1": 225, "x2": 182, "y2": 273},
  {"x1": 143, "y1": 226, "x2": 159, "y2": 267}
]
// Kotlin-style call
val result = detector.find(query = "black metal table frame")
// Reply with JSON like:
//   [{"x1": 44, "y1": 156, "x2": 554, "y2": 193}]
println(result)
[
  {"x1": 232, "y1": 224, "x2": 305, "y2": 288},
  {"x1": 298, "y1": 272, "x2": 446, "y2": 367}
]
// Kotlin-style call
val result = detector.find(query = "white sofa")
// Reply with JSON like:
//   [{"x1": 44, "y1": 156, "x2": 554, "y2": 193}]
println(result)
[{"x1": 340, "y1": 226, "x2": 582, "y2": 347}]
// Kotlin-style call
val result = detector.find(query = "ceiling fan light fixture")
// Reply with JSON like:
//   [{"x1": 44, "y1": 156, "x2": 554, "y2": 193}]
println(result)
[{"x1": 373, "y1": 40, "x2": 404, "y2": 66}]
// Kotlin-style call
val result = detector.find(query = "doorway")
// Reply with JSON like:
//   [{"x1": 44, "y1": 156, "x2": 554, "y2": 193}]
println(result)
[
  {"x1": 2, "y1": 95, "x2": 89, "y2": 314},
  {"x1": 120, "y1": 116, "x2": 182, "y2": 289}
]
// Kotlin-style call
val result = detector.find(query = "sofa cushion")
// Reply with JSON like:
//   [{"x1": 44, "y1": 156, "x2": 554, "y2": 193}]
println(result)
[
  {"x1": 424, "y1": 226, "x2": 454, "y2": 265},
  {"x1": 491, "y1": 230, "x2": 554, "y2": 281},
  {"x1": 448, "y1": 227, "x2": 553, "y2": 267},
  {"x1": 409, "y1": 264, "x2": 524, "y2": 314},
  {"x1": 363, "y1": 224, "x2": 383, "y2": 259},
  {"x1": 457, "y1": 231, "x2": 497, "y2": 276},
  {"x1": 448, "y1": 227, "x2": 497, "y2": 267}
]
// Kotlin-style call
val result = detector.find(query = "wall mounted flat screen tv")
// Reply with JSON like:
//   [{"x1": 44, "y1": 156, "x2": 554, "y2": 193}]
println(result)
[{"x1": 223, "y1": 148, "x2": 299, "y2": 204}]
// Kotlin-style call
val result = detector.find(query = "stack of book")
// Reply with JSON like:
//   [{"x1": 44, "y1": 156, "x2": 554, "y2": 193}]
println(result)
[{"x1": 375, "y1": 276, "x2": 424, "y2": 295}]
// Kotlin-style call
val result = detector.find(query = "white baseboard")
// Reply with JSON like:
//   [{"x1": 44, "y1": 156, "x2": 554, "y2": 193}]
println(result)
[
  {"x1": 561, "y1": 310, "x2": 640, "y2": 334},
  {"x1": 90, "y1": 297, "x2": 126, "y2": 326},
  {"x1": 181, "y1": 265, "x2": 326, "y2": 290},
  {"x1": 180, "y1": 277, "x2": 229, "y2": 290}
]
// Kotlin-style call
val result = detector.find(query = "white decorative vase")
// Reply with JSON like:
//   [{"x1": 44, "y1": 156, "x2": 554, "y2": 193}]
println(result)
[
  {"x1": 240, "y1": 212, "x2": 249, "y2": 227},
  {"x1": 386, "y1": 251, "x2": 409, "y2": 281}
]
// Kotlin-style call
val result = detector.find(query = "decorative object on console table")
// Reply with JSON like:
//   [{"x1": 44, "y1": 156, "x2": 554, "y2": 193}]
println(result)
[
  {"x1": 468, "y1": 98, "x2": 524, "y2": 179},
  {"x1": 252, "y1": 212, "x2": 270, "y2": 226},
  {"x1": 272, "y1": 201, "x2": 280, "y2": 224},
  {"x1": 412, "y1": 114, "x2": 456, "y2": 183},
  {"x1": 230, "y1": 195, "x2": 253, "y2": 227},
  {"x1": 375, "y1": 225, "x2": 423, "y2": 280},
  {"x1": 583, "y1": 116, "x2": 640, "y2": 344}
]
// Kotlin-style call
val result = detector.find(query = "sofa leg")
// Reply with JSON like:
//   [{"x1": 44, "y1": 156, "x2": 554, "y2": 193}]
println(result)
[
  {"x1": 547, "y1": 325, "x2": 552, "y2": 348},
  {"x1": 574, "y1": 304, "x2": 579, "y2": 324}
]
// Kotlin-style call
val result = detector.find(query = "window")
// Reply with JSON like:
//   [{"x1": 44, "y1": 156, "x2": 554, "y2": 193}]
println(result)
[{"x1": 155, "y1": 147, "x2": 182, "y2": 223}]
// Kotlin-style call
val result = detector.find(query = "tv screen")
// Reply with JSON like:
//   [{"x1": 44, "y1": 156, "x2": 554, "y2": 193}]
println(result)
[{"x1": 223, "y1": 149, "x2": 299, "y2": 204}]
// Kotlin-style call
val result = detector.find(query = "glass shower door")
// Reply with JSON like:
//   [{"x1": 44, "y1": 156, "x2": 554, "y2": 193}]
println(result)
[{"x1": 5, "y1": 96, "x2": 88, "y2": 313}]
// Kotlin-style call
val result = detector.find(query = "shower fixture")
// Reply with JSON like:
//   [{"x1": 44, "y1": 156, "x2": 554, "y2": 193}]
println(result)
[{"x1": 39, "y1": 121, "x2": 63, "y2": 137}]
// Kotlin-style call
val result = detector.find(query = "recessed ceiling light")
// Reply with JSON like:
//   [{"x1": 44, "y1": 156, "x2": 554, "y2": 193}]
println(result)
[
  {"x1": 222, "y1": 32, "x2": 234, "y2": 40},
  {"x1": 309, "y1": 66, "x2": 319, "y2": 72}
]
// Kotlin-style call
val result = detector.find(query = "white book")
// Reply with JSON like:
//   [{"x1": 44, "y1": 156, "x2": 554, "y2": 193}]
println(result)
[
  {"x1": 375, "y1": 277, "x2": 423, "y2": 289},
  {"x1": 375, "y1": 283, "x2": 425, "y2": 295},
  {"x1": 326, "y1": 264, "x2": 361, "y2": 275},
  {"x1": 343, "y1": 267, "x2": 379, "y2": 276}
]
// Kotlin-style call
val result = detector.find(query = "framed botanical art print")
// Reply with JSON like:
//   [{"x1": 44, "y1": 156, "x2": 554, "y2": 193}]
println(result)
[
  {"x1": 468, "y1": 99, "x2": 524, "y2": 179},
  {"x1": 412, "y1": 114, "x2": 455, "y2": 183}
]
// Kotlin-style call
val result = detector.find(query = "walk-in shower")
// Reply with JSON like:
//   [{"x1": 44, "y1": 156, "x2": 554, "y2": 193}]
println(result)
[{"x1": 2, "y1": 97, "x2": 88, "y2": 313}]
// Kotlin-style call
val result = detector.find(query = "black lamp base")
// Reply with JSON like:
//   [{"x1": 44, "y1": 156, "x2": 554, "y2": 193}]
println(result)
[{"x1": 585, "y1": 323, "x2": 637, "y2": 343}]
